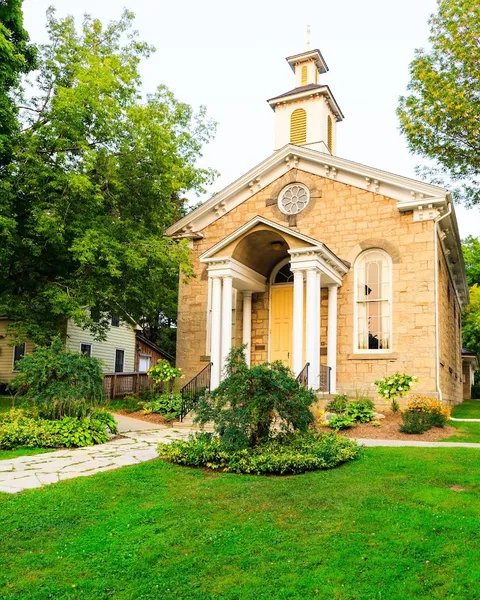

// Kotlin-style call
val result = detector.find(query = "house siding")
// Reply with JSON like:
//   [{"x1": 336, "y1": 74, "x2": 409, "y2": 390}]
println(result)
[
  {"x1": 176, "y1": 169, "x2": 447, "y2": 403},
  {"x1": 65, "y1": 320, "x2": 136, "y2": 373},
  {"x1": 0, "y1": 320, "x2": 35, "y2": 383}
]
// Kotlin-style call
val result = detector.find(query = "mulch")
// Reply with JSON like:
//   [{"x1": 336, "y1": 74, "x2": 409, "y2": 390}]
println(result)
[
  {"x1": 317, "y1": 412, "x2": 458, "y2": 441},
  {"x1": 114, "y1": 409, "x2": 178, "y2": 427}
]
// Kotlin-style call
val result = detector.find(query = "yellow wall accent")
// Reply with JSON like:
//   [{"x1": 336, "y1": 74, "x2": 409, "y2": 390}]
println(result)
[
  {"x1": 301, "y1": 65, "x2": 307, "y2": 86},
  {"x1": 327, "y1": 115, "x2": 333, "y2": 153},
  {"x1": 290, "y1": 109, "x2": 307, "y2": 145}
]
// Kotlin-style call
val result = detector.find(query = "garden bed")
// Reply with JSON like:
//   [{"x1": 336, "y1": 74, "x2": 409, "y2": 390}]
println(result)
[
  {"x1": 319, "y1": 412, "x2": 457, "y2": 441},
  {"x1": 114, "y1": 409, "x2": 177, "y2": 426}
]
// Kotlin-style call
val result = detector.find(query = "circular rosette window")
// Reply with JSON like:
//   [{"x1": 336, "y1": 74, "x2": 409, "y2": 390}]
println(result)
[{"x1": 278, "y1": 184, "x2": 310, "y2": 215}]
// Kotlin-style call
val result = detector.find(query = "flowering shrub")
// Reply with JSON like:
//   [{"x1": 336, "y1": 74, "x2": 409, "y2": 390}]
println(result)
[
  {"x1": 374, "y1": 373, "x2": 418, "y2": 412},
  {"x1": 400, "y1": 396, "x2": 450, "y2": 434},
  {"x1": 148, "y1": 360, "x2": 182, "y2": 392}
]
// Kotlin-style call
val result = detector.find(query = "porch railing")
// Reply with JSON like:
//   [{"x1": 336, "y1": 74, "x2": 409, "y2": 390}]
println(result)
[
  {"x1": 180, "y1": 363, "x2": 212, "y2": 421},
  {"x1": 103, "y1": 372, "x2": 152, "y2": 400},
  {"x1": 296, "y1": 363, "x2": 310, "y2": 388},
  {"x1": 319, "y1": 365, "x2": 332, "y2": 393}
]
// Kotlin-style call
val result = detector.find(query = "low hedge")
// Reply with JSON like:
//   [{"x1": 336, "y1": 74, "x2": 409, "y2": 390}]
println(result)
[
  {"x1": 0, "y1": 411, "x2": 118, "y2": 449},
  {"x1": 158, "y1": 431, "x2": 360, "y2": 475}
]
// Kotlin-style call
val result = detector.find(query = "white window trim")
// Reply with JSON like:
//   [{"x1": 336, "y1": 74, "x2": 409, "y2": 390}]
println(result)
[
  {"x1": 353, "y1": 249, "x2": 393, "y2": 354},
  {"x1": 12, "y1": 342, "x2": 26, "y2": 372},
  {"x1": 138, "y1": 353, "x2": 151, "y2": 372},
  {"x1": 114, "y1": 348, "x2": 126, "y2": 373},
  {"x1": 79, "y1": 342, "x2": 92, "y2": 357}
]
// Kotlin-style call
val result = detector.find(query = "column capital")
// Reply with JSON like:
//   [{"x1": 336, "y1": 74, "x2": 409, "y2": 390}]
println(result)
[{"x1": 242, "y1": 290, "x2": 253, "y2": 297}]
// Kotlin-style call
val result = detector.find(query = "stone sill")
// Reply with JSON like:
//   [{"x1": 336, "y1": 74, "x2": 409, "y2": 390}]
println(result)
[{"x1": 348, "y1": 353, "x2": 398, "y2": 361}]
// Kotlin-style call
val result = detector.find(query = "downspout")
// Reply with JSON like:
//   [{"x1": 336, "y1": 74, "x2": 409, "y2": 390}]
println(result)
[{"x1": 434, "y1": 201, "x2": 452, "y2": 402}]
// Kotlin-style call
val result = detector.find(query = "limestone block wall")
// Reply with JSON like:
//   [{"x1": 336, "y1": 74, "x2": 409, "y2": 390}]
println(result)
[
  {"x1": 176, "y1": 168, "x2": 451, "y2": 401},
  {"x1": 438, "y1": 243, "x2": 463, "y2": 404}
]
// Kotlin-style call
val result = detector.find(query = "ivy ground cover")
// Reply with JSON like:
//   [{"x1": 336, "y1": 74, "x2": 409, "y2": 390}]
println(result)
[{"x1": 1, "y1": 448, "x2": 480, "y2": 599}]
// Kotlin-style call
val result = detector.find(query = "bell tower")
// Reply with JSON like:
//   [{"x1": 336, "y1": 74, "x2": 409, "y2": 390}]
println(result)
[{"x1": 267, "y1": 42, "x2": 344, "y2": 154}]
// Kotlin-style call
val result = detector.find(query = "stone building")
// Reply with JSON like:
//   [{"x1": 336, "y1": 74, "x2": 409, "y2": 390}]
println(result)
[{"x1": 167, "y1": 45, "x2": 470, "y2": 405}]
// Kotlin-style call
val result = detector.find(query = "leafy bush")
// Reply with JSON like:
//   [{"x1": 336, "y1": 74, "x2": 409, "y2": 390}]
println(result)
[
  {"x1": 195, "y1": 346, "x2": 316, "y2": 449},
  {"x1": 400, "y1": 410, "x2": 430, "y2": 434},
  {"x1": 326, "y1": 395, "x2": 349, "y2": 414},
  {"x1": 113, "y1": 395, "x2": 143, "y2": 413},
  {"x1": 0, "y1": 410, "x2": 117, "y2": 449},
  {"x1": 158, "y1": 431, "x2": 360, "y2": 475},
  {"x1": 400, "y1": 396, "x2": 450, "y2": 433},
  {"x1": 329, "y1": 414, "x2": 356, "y2": 430},
  {"x1": 346, "y1": 398, "x2": 375, "y2": 423},
  {"x1": 10, "y1": 338, "x2": 105, "y2": 419},
  {"x1": 148, "y1": 360, "x2": 182, "y2": 392},
  {"x1": 374, "y1": 373, "x2": 418, "y2": 412},
  {"x1": 143, "y1": 392, "x2": 182, "y2": 422}
]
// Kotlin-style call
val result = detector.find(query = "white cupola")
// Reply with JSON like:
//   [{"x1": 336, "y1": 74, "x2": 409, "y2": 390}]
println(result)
[{"x1": 267, "y1": 47, "x2": 344, "y2": 154}]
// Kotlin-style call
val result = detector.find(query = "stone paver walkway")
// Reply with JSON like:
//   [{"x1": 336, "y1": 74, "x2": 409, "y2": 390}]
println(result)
[{"x1": 0, "y1": 426, "x2": 197, "y2": 495}]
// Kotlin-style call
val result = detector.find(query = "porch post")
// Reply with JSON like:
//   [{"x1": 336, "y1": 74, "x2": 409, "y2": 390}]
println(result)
[
  {"x1": 242, "y1": 291, "x2": 252, "y2": 367},
  {"x1": 306, "y1": 268, "x2": 320, "y2": 389},
  {"x1": 327, "y1": 285, "x2": 338, "y2": 394},
  {"x1": 221, "y1": 275, "x2": 233, "y2": 377},
  {"x1": 292, "y1": 270, "x2": 304, "y2": 376},
  {"x1": 210, "y1": 276, "x2": 222, "y2": 390}
]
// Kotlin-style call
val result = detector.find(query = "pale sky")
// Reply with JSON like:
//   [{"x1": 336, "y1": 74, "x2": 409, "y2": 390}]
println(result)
[{"x1": 23, "y1": 0, "x2": 480, "y2": 239}]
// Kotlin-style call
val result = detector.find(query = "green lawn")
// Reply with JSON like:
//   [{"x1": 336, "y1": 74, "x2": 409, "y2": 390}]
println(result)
[
  {"x1": 1, "y1": 449, "x2": 480, "y2": 599},
  {"x1": 451, "y1": 399, "x2": 480, "y2": 419},
  {"x1": 0, "y1": 447, "x2": 53, "y2": 461},
  {"x1": 0, "y1": 394, "x2": 15, "y2": 413},
  {"x1": 441, "y1": 421, "x2": 480, "y2": 443}
]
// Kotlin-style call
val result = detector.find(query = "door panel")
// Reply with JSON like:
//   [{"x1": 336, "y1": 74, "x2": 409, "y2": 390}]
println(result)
[{"x1": 270, "y1": 286, "x2": 293, "y2": 367}]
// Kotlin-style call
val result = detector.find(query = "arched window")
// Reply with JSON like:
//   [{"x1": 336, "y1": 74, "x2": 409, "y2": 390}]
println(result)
[
  {"x1": 301, "y1": 65, "x2": 308, "y2": 86},
  {"x1": 290, "y1": 109, "x2": 307, "y2": 145},
  {"x1": 354, "y1": 249, "x2": 392, "y2": 351},
  {"x1": 274, "y1": 262, "x2": 294, "y2": 284},
  {"x1": 327, "y1": 115, "x2": 333, "y2": 153}
]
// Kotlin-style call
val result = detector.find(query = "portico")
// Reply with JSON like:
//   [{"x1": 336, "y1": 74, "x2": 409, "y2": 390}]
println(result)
[{"x1": 200, "y1": 217, "x2": 348, "y2": 391}]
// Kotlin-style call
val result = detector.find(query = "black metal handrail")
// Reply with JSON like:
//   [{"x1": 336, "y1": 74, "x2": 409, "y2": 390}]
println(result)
[
  {"x1": 319, "y1": 365, "x2": 332, "y2": 393},
  {"x1": 296, "y1": 362, "x2": 310, "y2": 388},
  {"x1": 180, "y1": 363, "x2": 212, "y2": 421}
]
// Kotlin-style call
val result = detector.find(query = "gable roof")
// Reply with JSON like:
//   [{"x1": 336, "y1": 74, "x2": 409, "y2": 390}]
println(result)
[
  {"x1": 267, "y1": 84, "x2": 344, "y2": 120},
  {"x1": 167, "y1": 143, "x2": 468, "y2": 306}
]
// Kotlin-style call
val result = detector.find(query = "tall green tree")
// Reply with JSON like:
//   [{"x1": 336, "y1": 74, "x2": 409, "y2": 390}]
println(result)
[
  {"x1": 0, "y1": 9, "x2": 216, "y2": 345},
  {"x1": 0, "y1": 0, "x2": 36, "y2": 166},
  {"x1": 398, "y1": 0, "x2": 480, "y2": 206},
  {"x1": 462, "y1": 236, "x2": 480, "y2": 288}
]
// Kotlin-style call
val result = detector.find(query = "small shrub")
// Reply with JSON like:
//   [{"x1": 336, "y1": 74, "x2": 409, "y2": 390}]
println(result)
[
  {"x1": 143, "y1": 393, "x2": 182, "y2": 422},
  {"x1": 116, "y1": 395, "x2": 143, "y2": 413},
  {"x1": 346, "y1": 398, "x2": 375, "y2": 423},
  {"x1": 329, "y1": 414, "x2": 356, "y2": 430},
  {"x1": 0, "y1": 410, "x2": 117, "y2": 449},
  {"x1": 10, "y1": 337, "x2": 104, "y2": 419},
  {"x1": 407, "y1": 396, "x2": 450, "y2": 422},
  {"x1": 326, "y1": 395, "x2": 349, "y2": 414},
  {"x1": 158, "y1": 431, "x2": 360, "y2": 475},
  {"x1": 195, "y1": 346, "x2": 316, "y2": 449},
  {"x1": 400, "y1": 410, "x2": 430, "y2": 434},
  {"x1": 374, "y1": 373, "x2": 418, "y2": 412}
]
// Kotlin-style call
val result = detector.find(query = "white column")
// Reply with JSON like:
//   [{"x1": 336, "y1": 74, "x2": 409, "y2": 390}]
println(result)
[
  {"x1": 317, "y1": 271, "x2": 322, "y2": 390},
  {"x1": 306, "y1": 268, "x2": 320, "y2": 389},
  {"x1": 210, "y1": 276, "x2": 222, "y2": 389},
  {"x1": 221, "y1": 276, "x2": 233, "y2": 377},
  {"x1": 292, "y1": 270, "x2": 304, "y2": 376},
  {"x1": 327, "y1": 285, "x2": 338, "y2": 394},
  {"x1": 242, "y1": 291, "x2": 252, "y2": 367}
]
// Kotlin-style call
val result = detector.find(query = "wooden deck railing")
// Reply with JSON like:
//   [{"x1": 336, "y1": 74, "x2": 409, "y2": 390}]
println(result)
[{"x1": 103, "y1": 372, "x2": 153, "y2": 399}]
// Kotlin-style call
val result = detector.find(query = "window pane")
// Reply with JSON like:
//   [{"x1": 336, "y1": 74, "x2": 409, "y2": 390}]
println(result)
[
  {"x1": 13, "y1": 343, "x2": 26, "y2": 366},
  {"x1": 115, "y1": 349, "x2": 125, "y2": 372},
  {"x1": 80, "y1": 344, "x2": 92, "y2": 357},
  {"x1": 111, "y1": 315, "x2": 120, "y2": 327}
]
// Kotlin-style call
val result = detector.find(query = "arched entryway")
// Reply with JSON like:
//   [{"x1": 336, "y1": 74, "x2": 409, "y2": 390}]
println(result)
[{"x1": 269, "y1": 260, "x2": 298, "y2": 368}]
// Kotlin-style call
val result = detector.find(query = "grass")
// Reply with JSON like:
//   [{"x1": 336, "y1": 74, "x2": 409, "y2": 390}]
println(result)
[
  {"x1": 441, "y1": 421, "x2": 480, "y2": 443},
  {"x1": 0, "y1": 394, "x2": 15, "y2": 413},
  {"x1": 0, "y1": 447, "x2": 52, "y2": 461},
  {"x1": 451, "y1": 399, "x2": 480, "y2": 419},
  {"x1": 1, "y1": 448, "x2": 480, "y2": 599}
]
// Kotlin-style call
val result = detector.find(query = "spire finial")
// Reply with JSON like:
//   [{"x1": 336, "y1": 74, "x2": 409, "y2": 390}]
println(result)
[{"x1": 306, "y1": 24, "x2": 311, "y2": 50}]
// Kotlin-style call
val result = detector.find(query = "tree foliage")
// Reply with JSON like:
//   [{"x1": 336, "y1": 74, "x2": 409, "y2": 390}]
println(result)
[
  {"x1": 398, "y1": 0, "x2": 480, "y2": 205},
  {"x1": 195, "y1": 346, "x2": 316, "y2": 449},
  {"x1": 0, "y1": 9, "x2": 216, "y2": 345},
  {"x1": 462, "y1": 236, "x2": 480, "y2": 287},
  {"x1": 0, "y1": 0, "x2": 36, "y2": 166},
  {"x1": 462, "y1": 285, "x2": 480, "y2": 358}
]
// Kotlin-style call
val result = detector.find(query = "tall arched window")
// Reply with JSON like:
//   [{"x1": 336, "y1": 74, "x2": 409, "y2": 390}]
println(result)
[
  {"x1": 301, "y1": 65, "x2": 308, "y2": 86},
  {"x1": 290, "y1": 109, "x2": 307, "y2": 145},
  {"x1": 327, "y1": 115, "x2": 333, "y2": 153},
  {"x1": 354, "y1": 249, "x2": 392, "y2": 351}
]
